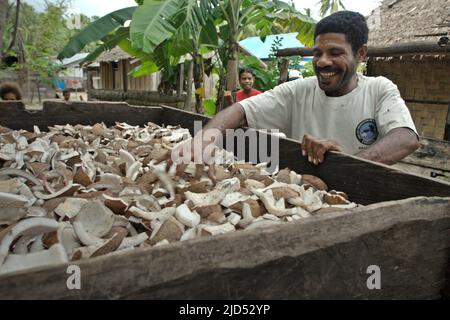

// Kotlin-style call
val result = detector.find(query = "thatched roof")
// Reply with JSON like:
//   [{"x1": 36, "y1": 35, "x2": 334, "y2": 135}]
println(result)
[
  {"x1": 95, "y1": 47, "x2": 131, "y2": 63},
  {"x1": 368, "y1": 0, "x2": 450, "y2": 47}
]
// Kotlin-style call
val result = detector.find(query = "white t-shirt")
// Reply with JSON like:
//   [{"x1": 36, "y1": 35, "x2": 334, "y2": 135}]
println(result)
[{"x1": 240, "y1": 73, "x2": 418, "y2": 155}]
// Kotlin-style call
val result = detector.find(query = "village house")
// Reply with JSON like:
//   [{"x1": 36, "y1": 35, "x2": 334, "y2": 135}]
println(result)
[
  {"x1": 366, "y1": 0, "x2": 450, "y2": 141},
  {"x1": 86, "y1": 46, "x2": 216, "y2": 110}
]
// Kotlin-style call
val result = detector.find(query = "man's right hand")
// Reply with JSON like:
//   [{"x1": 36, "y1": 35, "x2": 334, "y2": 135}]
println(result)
[
  {"x1": 158, "y1": 103, "x2": 247, "y2": 181},
  {"x1": 224, "y1": 90, "x2": 234, "y2": 106},
  {"x1": 163, "y1": 134, "x2": 218, "y2": 182},
  {"x1": 301, "y1": 134, "x2": 342, "y2": 165}
]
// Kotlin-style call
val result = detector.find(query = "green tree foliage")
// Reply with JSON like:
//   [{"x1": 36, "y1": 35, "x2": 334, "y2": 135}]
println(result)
[
  {"x1": 56, "y1": 0, "x2": 343, "y2": 113},
  {"x1": 0, "y1": 0, "x2": 100, "y2": 102},
  {"x1": 318, "y1": 0, "x2": 346, "y2": 17},
  {"x1": 57, "y1": 6, "x2": 135, "y2": 60},
  {"x1": 57, "y1": 0, "x2": 316, "y2": 112}
]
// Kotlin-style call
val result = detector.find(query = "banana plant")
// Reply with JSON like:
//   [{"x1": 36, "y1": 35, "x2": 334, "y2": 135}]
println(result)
[
  {"x1": 209, "y1": 0, "x2": 316, "y2": 111},
  {"x1": 57, "y1": 0, "x2": 318, "y2": 114},
  {"x1": 318, "y1": 0, "x2": 346, "y2": 17},
  {"x1": 127, "y1": 0, "x2": 316, "y2": 110},
  {"x1": 57, "y1": 6, "x2": 136, "y2": 60},
  {"x1": 130, "y1": 0, "x2": 219, "y2": 112}
]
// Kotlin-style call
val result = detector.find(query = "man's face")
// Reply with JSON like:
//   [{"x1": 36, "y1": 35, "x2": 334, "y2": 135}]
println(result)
[
  {"x1": 239, "y1": 72, "x2": 254, "y2": 91},
  {"x1": 3, "y1": 92, "x2": 17, "y2": 100},
  {"x1": 63, "y1": 92, "x2": 70, "y2": 101},
  {"x1": 312, "y1": 33, "x2": 364, "y2": 96}
]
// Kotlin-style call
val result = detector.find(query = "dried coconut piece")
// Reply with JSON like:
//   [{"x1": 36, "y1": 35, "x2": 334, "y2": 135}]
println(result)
[
  {"x1": 0, "y1": 243, "x2": 68, "y2": 276},
  {"x1": 149, "y1": 217, "x2": 184, "y2": 244},
  {"x1": 54, "y1": 198, "x2": 89, "y2": 219},
  {"x1": 72, "y1": 201, "x2": 115, "y2": 246},
  {"x1": 175, "y1": 204, "x2": 200, "y2": 228},
  {"x1": 198, "y1": 222, "x2": 235, "y2": 237},
  {"x1": 0, "y1": 217, "x2": 61, "y2": 266}
]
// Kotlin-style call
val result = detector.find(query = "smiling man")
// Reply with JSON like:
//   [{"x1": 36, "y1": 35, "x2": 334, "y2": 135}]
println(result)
[{"x1": 180, "y1": 11, "x2": 419, "y2": 168}]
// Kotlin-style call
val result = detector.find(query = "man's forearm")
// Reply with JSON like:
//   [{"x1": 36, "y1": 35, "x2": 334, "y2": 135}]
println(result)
[
  {"x1": 203, "y1": 103, "x2": 247, "y2": 133},
  {"x1": 356, "y1": 127, "x2": 419, "y2": 165}
]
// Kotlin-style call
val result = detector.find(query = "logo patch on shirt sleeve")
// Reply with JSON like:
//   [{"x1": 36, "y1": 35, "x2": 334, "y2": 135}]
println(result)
[{"x1": 356, "y1": 119, "x2": 379, "y2": 145}]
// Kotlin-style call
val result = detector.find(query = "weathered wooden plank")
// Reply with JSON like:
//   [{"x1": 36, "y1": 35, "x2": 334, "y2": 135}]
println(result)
[
  {"x1": 278, "y1": 59, "x2": 289, "y2": 84},
  {"x1": 161, "y1": 105, "x2": 211, "y2": 135},
  {"x1": 276, "y1": 135, "x2": 450, "y2": 205},
  {"x1": 393, "y1": 162, "x2": 450, "y2": 183},
  {"x1": 0, "y1": 197, "x2": 448, "y2": 299},
  {"x1": 0, "y1": 101, "x2": 164, "y2": 131},
  {"x1": 121, "y1": 60, "x2": 128, "y2": 92},
  {"x1": 276, "y1": 41, "x2": 449, "y2": 57},
  {"x1": 400, "y1": 137, "x2": 450, "y2": 172}
]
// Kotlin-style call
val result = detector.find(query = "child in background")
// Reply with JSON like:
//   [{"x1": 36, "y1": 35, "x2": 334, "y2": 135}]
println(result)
[
  {"x1": 0, "y1": 82, "x2": 22, "y2": 101},
  {"x1": 224, "y1": 68, "x2": 262, "y2": 106},
  {"x1": 63, "y1": 90, "x2": 71, "y2": 102}
]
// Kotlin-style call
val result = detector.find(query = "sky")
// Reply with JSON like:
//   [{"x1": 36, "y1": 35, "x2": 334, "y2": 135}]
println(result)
[{"x1": 23, "y1": 0, "x2": 382, "y2": 19}]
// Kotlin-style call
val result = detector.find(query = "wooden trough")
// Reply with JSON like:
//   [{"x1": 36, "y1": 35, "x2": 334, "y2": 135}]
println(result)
[{"x1": 0, "y1": 101, "x2": 449, "y2": 299}]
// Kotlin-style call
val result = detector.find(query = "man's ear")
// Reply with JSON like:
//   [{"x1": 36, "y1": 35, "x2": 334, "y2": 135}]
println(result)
[{"x1": 357, "y1": 44, "x2": 368, "y2": 62}]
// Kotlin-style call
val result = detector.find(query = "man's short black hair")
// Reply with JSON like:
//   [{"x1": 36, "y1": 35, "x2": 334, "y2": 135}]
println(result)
[
  {"x1": 314, "y1": 11, "x2": 368, "y2": 54},
  {"x1": 239, "y1": 68, "x2": 255, "y2": 78}
]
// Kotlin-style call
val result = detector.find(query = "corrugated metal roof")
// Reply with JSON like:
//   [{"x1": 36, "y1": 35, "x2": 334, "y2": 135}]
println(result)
[{"x1": 61, "y1": 53, "x2": 89, "y2": 67}]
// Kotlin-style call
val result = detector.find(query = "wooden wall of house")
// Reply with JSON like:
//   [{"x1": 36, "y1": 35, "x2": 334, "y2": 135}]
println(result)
[
  {"x1": 99, "y1": 62, "x2": 114, "y2": 90},
  {"x1": 126, "y1": 60, "x2": 161, "y2": 91},
  {"x1": 97, "y1": 58, "x2": 216, "y2": 113},
  {"x1": 367, "y1": 55, "x2": 450, "y2": 140}
]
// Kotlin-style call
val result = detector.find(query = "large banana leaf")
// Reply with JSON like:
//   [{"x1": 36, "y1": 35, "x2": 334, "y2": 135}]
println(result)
[
  {"x1": 265, "y1": 10, "x2": 317, "y2": 47},
  {"x1": 130, "y1": 0, "x2": 218, "y2": 54},
  {"x1": 129, "y1": 60, "x2": 159, "y2": 77},
  {"x1": 118, "y1": 38, "x2": 159, "y2": 77},
  {"x1": 199, "y1": 18, "x2": 219, "y2": 49},
  {"x1": 81, "y1": 27, "x2": 130, "y2": 64},
  {"x1": 58, "y1": 7, "x2": 136, "y2": 59},
  {"x1": 118, "y1": 38, "x2": 153, "y2": 63},
  {"x1": 130, "y1": 0, "x2": 181, "y2": 53}
]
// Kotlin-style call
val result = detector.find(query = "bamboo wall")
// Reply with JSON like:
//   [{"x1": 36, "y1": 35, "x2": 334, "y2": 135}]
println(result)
[
  {"x1": 368, "y1": 55, "x2": 450, "y2": 140},
  {"x1": 99, "y1": 61, "x2": 161, "y2": 91}
]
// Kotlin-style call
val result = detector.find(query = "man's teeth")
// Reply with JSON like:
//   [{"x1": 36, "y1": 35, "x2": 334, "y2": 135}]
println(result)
[{"x1": 320, "y1": 72, "x2": 336, "y2": 79}]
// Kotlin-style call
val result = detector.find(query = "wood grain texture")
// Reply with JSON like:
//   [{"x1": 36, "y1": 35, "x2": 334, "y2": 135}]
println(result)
[
  {"x1": 400, "y1": 137, "x2": 450, "y2": 172},
  {"x1": 276, "y1": 41, "x2": 449, "y2": 57},
  {"x1": 393, "y1": 162, "x2": 450, "y2": 183},
  {"x1": 0, "y1": 197, "x2": 448, "y2": 299},
  {"x1": 0, "y1": 101, "x2": 163, "y2": 131},
  {"x1": 275, "y1": 135, "x2": 450, "y2": 205},
  {"x1": 160, "y1": 104, "x2": 211, "y2": 136}
]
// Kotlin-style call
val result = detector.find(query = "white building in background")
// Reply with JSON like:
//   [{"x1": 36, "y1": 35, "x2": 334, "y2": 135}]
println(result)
[{"x1": 56, "y1": 53, "x2": 90, "y2": 91}]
